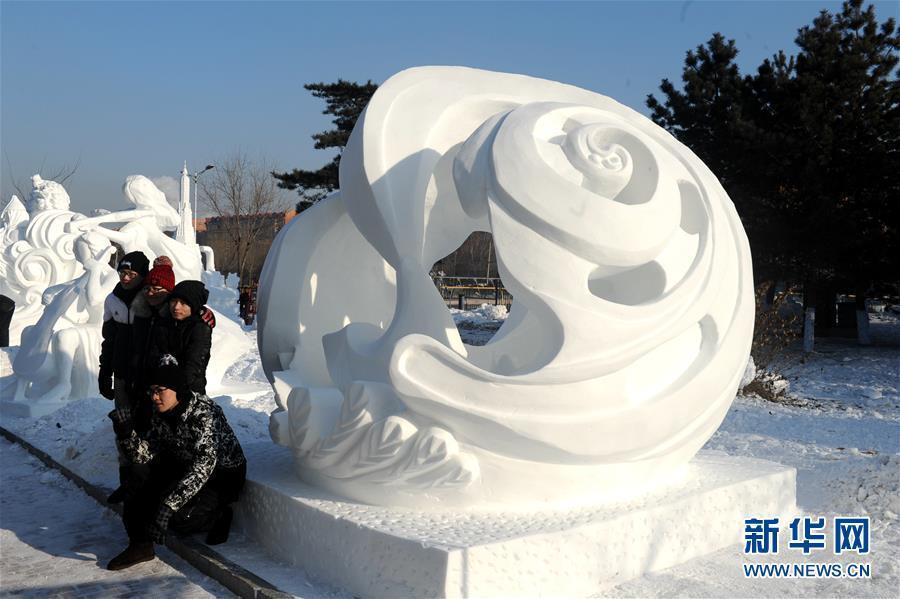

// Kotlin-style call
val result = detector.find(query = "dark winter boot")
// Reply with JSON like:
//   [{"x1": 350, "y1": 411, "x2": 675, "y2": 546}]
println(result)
[
  {"x1": 205, "y1": 506, "x2": 233, "y2": 545},
  {"x1": 106, "y1": 542, "x2": 155, "y2": 570}
]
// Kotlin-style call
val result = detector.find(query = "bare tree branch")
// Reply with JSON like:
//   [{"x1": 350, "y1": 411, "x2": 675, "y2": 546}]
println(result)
[
  {"x1": 199, "y1": 151, "x2": 290, "y2": 283},
  {"x1": 3, "y1": 151, "x2": 81, "y2": 200}
]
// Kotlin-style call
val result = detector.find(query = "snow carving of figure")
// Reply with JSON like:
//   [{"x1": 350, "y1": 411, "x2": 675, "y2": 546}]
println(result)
[
  {"x1": 0, "y1": 177, "x2": 87, "y2": 344},
  {"x1": 0, "y1": 195, "x2": 29, "y2": 280},
  {"x1": 66, "y1": 175, "x2": 202, "y2": 282},
  {"x1": 26, "y1": 174, "x2": 71, "y2": 214},
  {"x1": 11, "y1": 231, "x2": 118, "y2": 403},
  {"x1": 258, "y1": 67, "x2": 755, "y2": 510}
]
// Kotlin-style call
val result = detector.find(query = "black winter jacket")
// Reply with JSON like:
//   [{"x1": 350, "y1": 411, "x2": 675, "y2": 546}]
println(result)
[
  {"x1": 118, "y1": 392, "x2": 246, "y2": 512},
  {"x1": 147, "y1": 280, "x2": 213, "y2": 394},
  {"x1": 149, "y1": 315, "x2": 212, "y2": 395},
  {"x1": 130, "y1": 293, "x2": 171, "y2": 394},
  {"x1": 99, "y1": 283, "x2": 143, "y2": 378}
]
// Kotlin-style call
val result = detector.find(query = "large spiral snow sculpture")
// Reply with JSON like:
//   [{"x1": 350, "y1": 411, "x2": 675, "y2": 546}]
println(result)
[{"x1": 258, "y1": 67, "x2": 754, "y2": 509}]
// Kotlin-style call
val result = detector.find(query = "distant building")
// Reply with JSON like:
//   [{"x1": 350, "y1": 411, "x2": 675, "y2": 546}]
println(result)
[{"x1": 196, "y1": 209, "x2": 297, "y2": 283}]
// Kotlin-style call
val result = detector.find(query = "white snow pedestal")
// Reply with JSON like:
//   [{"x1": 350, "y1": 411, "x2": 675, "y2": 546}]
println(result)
[
  {"x1": 236, "y1": 444, "x2": 797, "y2": 598},
  {"x1": 0, "y1": 399, "x2": 66, "y2": 419}
]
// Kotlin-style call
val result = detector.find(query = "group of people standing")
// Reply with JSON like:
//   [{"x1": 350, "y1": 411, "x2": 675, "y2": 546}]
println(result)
[{"x1": 99, "y1": 251, "x2": 247, "y2": 571}]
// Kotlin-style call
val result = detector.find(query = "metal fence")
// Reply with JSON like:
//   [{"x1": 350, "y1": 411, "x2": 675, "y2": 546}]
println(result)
[{"x1": 431, "y1": 276, "x2": 512, "y2": 310}]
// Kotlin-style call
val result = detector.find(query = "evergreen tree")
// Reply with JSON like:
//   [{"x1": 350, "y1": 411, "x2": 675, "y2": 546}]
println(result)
[
  {"x1": 646, "y1": 33, "x2": 748, "y2": 188},
  {"x1": 647, "y1": 0, "x2": 899, "y2": 335},
  {"x1": 272, "y1": 80, "x2": 378, "y2": 211},
  {"x1": 646, "y1": 33, "x2": 792, "y2": 284},
  {"x1": 785, "y1": 0, "x2": 899, "y2": 303}
]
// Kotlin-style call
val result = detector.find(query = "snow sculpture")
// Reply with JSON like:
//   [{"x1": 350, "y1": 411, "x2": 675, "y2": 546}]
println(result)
[
  {"x1": 25, "y1": 174, "x2": 71, "y2": 214},
  {"x1": 0, "y1": 178, "x2": 87, "y2": 344},
  {"x1": 1, "y1": 173, "x2": 243, "y2": 407},
  {"x1": 65, "y1": 175, "x2": 202, "y2": 281},
  {"x1": 11, "y1": 232, "x2": 117, "y2": 403},
  {"x1": 258, "y1": 67, "x2": 754, "y2": 509}
]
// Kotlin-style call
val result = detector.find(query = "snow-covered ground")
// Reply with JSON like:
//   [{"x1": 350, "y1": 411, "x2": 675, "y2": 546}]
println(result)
[
  {"x1": 0, "y1": 437, "x2": 230, "y2": 597},
  {"x1": 1, "y1": 304, "x2": 897, "y2": 597},
  {"x1": 449, "y1": 302, "x2": 510, "y2": 346},
  {"x1": 611, "y1": 317, "x2": 899, "y2": 597}
]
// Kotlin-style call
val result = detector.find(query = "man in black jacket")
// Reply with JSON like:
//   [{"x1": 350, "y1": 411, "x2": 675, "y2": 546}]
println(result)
[
  {"x1": 98, "y1": 251, "x2": 149, "y2": 502},
  {"x1": 99, "y1": 251, "x2": 149, "y2": 403},
  {"x1": 133, "y1": 260, "x2": 218, "y2": 403},
  {"x1": 148, "y1": 280, "x2": 213, "y2": 395},
  {"x1": 106, "y1": 360, "x2": 246, "y2": 571}
]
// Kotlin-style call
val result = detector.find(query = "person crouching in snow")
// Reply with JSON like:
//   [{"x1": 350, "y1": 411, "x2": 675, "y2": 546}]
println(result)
[{"x1": 106, "y1": 357, "x2": 246, "y2": 570}]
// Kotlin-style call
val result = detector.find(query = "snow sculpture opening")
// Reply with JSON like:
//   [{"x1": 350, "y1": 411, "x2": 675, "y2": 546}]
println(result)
[{"x1": 258, "y1": 67, "x2": 754, "y2": 509}]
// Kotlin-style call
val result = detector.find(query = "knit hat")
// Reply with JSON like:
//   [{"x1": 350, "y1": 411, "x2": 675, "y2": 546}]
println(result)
[
  {"x1": 117, "y1": 251, "x2": 149, "y2": 276},
  {"x1": 153, "y1": 255, "x2": 173, "y2": 268},
  {"x1": 168, "y1": 280, "x2": 209, "y2": 315},
  {"x1": 145, "y1": 263, "x2": 175, "y2": 291},
  {"x1": 147, "y1": 355, "x2": 186, "y2": 392}
]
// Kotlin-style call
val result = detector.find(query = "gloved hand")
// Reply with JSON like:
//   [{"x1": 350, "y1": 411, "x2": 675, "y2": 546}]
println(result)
[
  {"x1": 200, "y1": 306, "x2": 216, "y2": 329},
  {"x1": 148, "y1": 504, "x2": 175, "y2": 544},
  {"x1": 99, "y1": 368, "x2": 114, "y2": 400},
  {"x1": 107, "y1": 407, "x2": 133, "y2": 439}
]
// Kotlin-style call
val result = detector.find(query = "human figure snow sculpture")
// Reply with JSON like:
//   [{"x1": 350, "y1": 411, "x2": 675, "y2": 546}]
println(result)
[
  {"x1": 66, "y1": 175, "x2": 202, "y2": 282},
  {"x1": 0, "y1": 177, "x2": 87, "y2": 343},
  {"x1": 258, "y1": 67, "x2": 755, "y2": 509},
  {"x1": 12, "y1": 232, "x2": 118, "y2": 403}
]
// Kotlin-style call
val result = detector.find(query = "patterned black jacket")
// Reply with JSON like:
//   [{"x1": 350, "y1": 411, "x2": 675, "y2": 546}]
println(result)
[{"x1": 119, "y1": 393, "x2": 246, "y2": 512}]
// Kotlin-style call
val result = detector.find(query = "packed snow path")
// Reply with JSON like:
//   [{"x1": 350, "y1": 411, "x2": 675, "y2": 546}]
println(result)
[{"x1": 0, "y1": 438, "x2": 233, "y2": 598}]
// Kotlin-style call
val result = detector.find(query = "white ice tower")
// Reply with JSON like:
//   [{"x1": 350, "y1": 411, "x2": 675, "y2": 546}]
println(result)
[{"x1": 176, "y1": 161, "x2": 196, "y2": 246}]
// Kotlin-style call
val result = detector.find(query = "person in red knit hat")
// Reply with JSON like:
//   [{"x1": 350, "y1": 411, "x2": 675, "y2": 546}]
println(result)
[{"x1": 145, "y1": 259, "x2": 176, "y2": 294}]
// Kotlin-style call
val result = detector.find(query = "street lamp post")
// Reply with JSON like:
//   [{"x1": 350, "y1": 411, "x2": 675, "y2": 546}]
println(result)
[{"x1": 191, "y1": 164, "x2": 215, "y2": 226}]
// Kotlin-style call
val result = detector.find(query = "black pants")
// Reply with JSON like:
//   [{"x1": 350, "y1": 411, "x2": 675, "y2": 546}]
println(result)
[
  {"x1": 123, "y1": 458, "x2": 246, "y2": 543},
  {"x1": 0, "y1": 294, "x2": 14, "y2": 347},
  {"x1": 114, "y1": 386, "x2": 152, "y2": 490}
]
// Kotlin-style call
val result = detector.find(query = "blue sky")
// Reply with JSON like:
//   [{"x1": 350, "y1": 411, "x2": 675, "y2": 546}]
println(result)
[{"x1": 2, "y1": 1, "x2": 896, "y2": 213}]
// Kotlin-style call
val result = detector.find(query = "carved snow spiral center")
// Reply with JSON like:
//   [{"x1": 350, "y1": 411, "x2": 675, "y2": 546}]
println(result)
[{"x1": 562, "y1": 124, "x2": 634, "y2": 198}]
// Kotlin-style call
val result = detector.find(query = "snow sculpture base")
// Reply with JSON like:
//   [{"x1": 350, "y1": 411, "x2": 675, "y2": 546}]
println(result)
[
  {"x1": 0, "y1": 399, "x2": 65, "y2": 419},
  {"x1": 236, "y1": 444, "x2": 797, "y2": 598},
  {"x1": 1, "y1": 349, "x2": 64, "y2": 418}
]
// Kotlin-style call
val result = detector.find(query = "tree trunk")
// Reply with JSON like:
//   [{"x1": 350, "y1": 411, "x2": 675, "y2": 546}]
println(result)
[
  {"x1": 803, "y1": 307, "x2": 816, "y2": 353},
  {"x1": 814, "y1": 281, "x2": 837, "y2": 335},
  {"x1": 764, "y1": 280, "x2": 777, "y2": 309},
  {"x1": 803, "y1": 281, "x2": 816, "y2": 353},
  {"x1": 855, "y1": 286, "x2": 871, "y2": 346}
]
